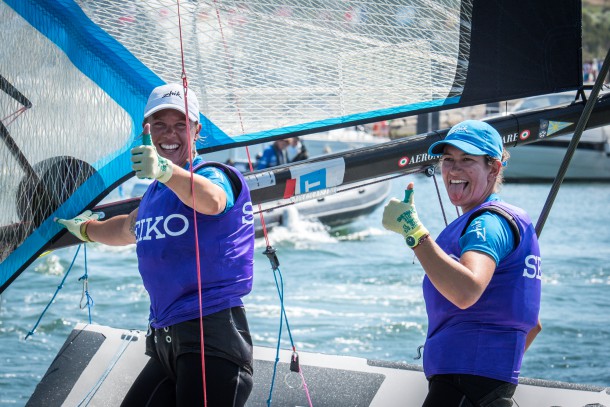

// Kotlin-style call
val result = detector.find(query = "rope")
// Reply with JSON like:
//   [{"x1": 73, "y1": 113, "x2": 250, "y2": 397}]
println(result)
[
  {"x1": 206, "y1": 3, "x2": 311, "y2": 405},
  {"x1": 26, "y1": 245, "x2": 82, "y2": 340},
  {"x1": 78, "y1": 245, "x2": 94, "y2": 324},
  {"x1": 175, "y1": 1, "x2": 207, "y2": 405},
  {"x1": 424, "y1": 165, "x2": 449, "y2": 227},
  {"x1": 263, "y1": 247, "x2": 313, "y2": 407},
  {"x1": 1, "y1": 106, "x2": 28, "y2": 127}
]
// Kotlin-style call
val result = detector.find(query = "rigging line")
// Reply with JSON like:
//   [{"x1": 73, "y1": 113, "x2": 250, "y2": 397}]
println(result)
[
  {"x1": 535, "y1": 47, "x2": 610, "y2": 237},
  {"x1": 425, "y1": 165, "x2": 449, "y2": 227},
  {"x1": 263, "y1": 248, "x2": 312, "y2": 407},
  {"x1": 2, "y1": 105, "x2": 28, "y2": 125},
  {"x1": 210, "y1": 0, "x2": 274, "y2": 247},
  {"x1": 0, "y1": 75, "x2": 37, "y2": 178},
  {"x1": 78, "y1": 245, "x2": 94, "y2": 324},
  {"x1": 209, "y1": 5, "x2": 306, "y2": 403},
  {"x1": 25, "y1": 245, "x2": 82, "y2": 340},
  {"x1": 175, "y1": 1, "x2": 207, "y2": 405}
]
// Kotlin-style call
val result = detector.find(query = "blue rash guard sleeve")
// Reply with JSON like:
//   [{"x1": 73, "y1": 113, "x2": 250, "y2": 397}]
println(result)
[
  {"x1": 459, "y1": 212, "x2": 515, "y2": 265},
  {"x1": 195, "y1": 167, "x2": 235, "y2": 214}
]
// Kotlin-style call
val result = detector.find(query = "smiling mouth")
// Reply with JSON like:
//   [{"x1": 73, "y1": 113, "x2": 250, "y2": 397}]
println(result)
[{"x1": 160, "y1": 143, "x2": 179, "y2": 151}]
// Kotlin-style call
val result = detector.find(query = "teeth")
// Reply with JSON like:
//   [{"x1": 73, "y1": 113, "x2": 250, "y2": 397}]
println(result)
[
  {"x1": 161, "y1": 143, "x2": 179, "y2": 150},
  {"x1": 450, "y1": 180, "x2": 467, "y2": 184}
]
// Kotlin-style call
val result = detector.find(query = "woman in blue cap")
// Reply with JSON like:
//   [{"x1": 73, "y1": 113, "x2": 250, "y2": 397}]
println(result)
[{"x1": 382, "y1": 120, "x2": 542, "y2": 406}]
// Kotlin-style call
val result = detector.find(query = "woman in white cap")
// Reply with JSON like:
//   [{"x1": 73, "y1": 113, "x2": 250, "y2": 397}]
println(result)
[
  {"x1": 382, "y1": 120, "x2": 542, "y2": 406},
  {"x1": 57, "y1": 83, "x2": 254, "y2": 406}
]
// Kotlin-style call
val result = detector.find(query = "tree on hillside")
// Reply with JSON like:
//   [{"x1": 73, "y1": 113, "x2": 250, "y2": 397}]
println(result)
[{"x1": 582, "y1": 7, "x2": 610, "y2": 61}]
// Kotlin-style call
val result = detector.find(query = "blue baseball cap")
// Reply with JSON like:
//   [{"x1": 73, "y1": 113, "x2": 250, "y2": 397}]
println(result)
[{"x1": 428, "y1": 120, "x2": 503, "y2": 159}]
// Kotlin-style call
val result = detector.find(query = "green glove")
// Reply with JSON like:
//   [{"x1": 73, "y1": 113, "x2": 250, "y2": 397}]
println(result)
[
  {"x1": 55, "y1": 210, "x2": 102, "y2": 242},
  {"x1": 382, "y1": 187, "x2": 430, "y2": 248},
  {"x1": 130, "y1": 136, "x2": 173, "y2": 182}
]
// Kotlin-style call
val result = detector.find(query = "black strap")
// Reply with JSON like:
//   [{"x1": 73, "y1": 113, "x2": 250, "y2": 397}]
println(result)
[{"x1": 461, "y1": 206, "x2": 521, "y2": 248}]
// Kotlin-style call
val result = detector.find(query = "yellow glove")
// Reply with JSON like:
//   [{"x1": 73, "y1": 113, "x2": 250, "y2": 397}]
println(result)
[
  {"x1": 130, "y1": 132, "x2": 173, "y2": 183},
  {"x1": 382, "y1": 185, "x2": 430, "y2": 248},
  {"x1": 55, "y1": 210, "x2": 102, "y2": 242}
]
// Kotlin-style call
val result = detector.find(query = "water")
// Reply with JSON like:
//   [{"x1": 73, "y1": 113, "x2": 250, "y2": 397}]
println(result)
[{"x1": 1, "y1": 176, "x2": 610, "y2": 405}]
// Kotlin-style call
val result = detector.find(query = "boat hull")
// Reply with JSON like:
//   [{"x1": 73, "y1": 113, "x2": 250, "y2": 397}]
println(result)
[
  {"x1": 504, "y1": 132, "x2": 610, "y2": 183},
  {"x1": 27, "y1": 324, "x2": 610, "y2": 407},
  {"x1": 254, "y1": 180, "x2": 391, "y2": 236}
]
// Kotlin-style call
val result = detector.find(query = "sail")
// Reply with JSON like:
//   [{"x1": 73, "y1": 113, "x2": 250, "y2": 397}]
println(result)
[{"x1": 0, "y1": 0, "x2": 582, "y2": 292}]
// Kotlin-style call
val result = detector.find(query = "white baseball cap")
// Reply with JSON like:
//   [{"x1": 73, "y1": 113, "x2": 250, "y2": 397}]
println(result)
[{"x1": 143, "y1": 83, "x2": 200, "y2": 122}]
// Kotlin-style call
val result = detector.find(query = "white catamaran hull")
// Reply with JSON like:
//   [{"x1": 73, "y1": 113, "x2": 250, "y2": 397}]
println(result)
[
  {"x1": 27, "y1": 324, "x2": 610, "y2": 407},
  {"x1": 504, "y1": 133, "x2": 610, "y2": 182}
]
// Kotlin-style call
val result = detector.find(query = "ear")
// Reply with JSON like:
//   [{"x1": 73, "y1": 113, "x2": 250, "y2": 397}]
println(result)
[
  {"x1": 488, "y1": 159, "x2": 502, "y2": 179},
  {"x1": 193, "y1": 123, "x2": 202, "y2": 141}
]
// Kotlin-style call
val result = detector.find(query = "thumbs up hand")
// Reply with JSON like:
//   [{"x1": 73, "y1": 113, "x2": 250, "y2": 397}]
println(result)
[
  {"x1": 131, "y1": 124, "x2": 173, "y2": 183},
  {"x1": 382, "y1": 182, "x2": 430, "y2": 249}
]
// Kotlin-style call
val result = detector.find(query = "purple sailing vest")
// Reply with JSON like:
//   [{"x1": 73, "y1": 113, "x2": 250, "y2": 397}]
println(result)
[
  {"x1": 423, "y1": 201, "x2": 541, "y2": 384},
  {"x1": 135, "y1": 162, "x2": 254, "y2": 329}
]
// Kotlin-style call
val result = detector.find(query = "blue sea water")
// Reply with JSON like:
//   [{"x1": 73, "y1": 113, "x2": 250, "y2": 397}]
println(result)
[{"x1": 1, "y1": 175, "x2": 609, "y2": 405}]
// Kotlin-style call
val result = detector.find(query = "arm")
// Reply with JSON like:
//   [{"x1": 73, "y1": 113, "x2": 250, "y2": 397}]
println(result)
[
  {"x1": 131, "y1": 126, "x2": 226, "y2": 216},
  {"x1": 56, "y1": 208, "x2": 137, "y2": 246},
  {"x1": 86, "y1": 208, "x2": 138, "y2": 245},
  {"x1": 412, "y1": 240, "x2": 496, "y2": 309},
  {"x1": 382, "y1": 182, "x2": 495, "y2": 309},
  {"x1": 525, "y1": 319, "x2": 542, "y2": 351},
  {"x1": 162, "y1": 166, "x2": 227, "y2": 215}
]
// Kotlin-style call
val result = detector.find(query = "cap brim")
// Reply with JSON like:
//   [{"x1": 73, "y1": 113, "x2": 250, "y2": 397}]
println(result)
[
  {"x1": 144, "y1": 104, "x2": 199, "y2": 122},
  {"x1": 428, "y1": 139, "x2": 487, "y2": 156}
]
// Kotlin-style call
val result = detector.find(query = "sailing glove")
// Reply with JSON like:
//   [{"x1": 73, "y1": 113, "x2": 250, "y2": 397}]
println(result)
[
  {"x1": 130, "y1": 144, "x2": 173, "y2": 183},
  {"x1": 55, "y1": 210, "x2": 102, "y2": 242},
  {"x1": 382, "y1": 186, "x2": 430, "y2": 249}
]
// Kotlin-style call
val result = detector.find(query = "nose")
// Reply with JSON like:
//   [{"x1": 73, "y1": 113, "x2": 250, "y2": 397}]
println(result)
[{"x1": 443, "y1": 160, "x2": 461, "y2": 173}]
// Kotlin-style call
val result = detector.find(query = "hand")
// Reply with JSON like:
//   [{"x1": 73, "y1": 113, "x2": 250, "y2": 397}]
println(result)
[
  {"x1": 55, "y1": 210, "x2": 102, "y2": 242},
  {"x1": 382, "y1": 182, "x2": 430, "y2": 248},
  {"x1": 131, "y1": 125, "x2": 173, "y2": 183}
]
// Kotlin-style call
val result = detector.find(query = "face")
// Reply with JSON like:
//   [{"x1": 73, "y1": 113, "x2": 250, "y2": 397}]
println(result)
[
  {"x1": 440, "y1": 145, "x2": 500, "y2": 213},
  {"x1": 276, "y1": 139, "x2": 289, "y2": 150},
  {"x1": 146, "y1": 109, "x2": 201, "y2": 167}
]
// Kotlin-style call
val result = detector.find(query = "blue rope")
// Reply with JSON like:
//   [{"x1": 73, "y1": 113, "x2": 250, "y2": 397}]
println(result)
[
  {"x1": 266, "y1": 263, "x2": 297, "y2": 406},
  {"x1": 26, "y1": 245, "x2": 82, "y2": 340},
  {"x1": 266, "y1": 268, "x2": 284, "y2": 407},
  {"x1": 78, "y1": 245, "x2": 94, "y2": 324},
  {"x1": 274, "y1": 265, "x2": 295, "y2": 346}
]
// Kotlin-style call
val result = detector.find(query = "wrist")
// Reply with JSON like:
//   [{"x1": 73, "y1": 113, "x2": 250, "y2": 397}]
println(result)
[
  {"x1": 80, "y1": 221, "x2": 93, "y2": 242},
  {"x1": 156, "y1": 160, "x2": 173, "y2": 183},
  {"x1": 406, "y1": 227, "x2": 429, "y2": 249}
]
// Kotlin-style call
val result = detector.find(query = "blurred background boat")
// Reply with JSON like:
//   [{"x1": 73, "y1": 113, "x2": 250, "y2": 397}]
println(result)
[{"x1": 503, "y1": 92, "x2": 610, "y2": 182}]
